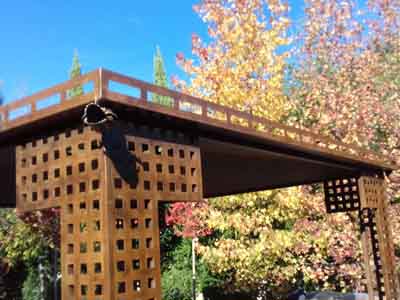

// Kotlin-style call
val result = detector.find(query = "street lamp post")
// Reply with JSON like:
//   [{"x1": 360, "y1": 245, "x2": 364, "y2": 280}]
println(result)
[{"x1": 192, "y1": 237, "x2": 199, "y2": 300}]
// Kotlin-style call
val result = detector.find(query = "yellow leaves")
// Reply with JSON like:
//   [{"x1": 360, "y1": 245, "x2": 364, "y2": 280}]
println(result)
[
  {"x1": 202, "y1": 188, "x2": 304, "y2": 256},
  {"x1": 198, "y1": 222, "x2": 302, "y2": 290},
  {"x1": 171, "y1": 0, "x2": 398, "y2": 293},
  {"x1": 175, "y1": 0, "x2": 291, "y2": 123}
]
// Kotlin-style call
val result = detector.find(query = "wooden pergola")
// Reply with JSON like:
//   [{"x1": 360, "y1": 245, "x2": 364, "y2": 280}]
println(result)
[{"x1": 0, "y1": 69, "x2": 398, "y2": 300}]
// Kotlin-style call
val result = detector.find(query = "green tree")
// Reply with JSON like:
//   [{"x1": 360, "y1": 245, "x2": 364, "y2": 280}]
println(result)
[
  {"x1": 22, "y1": 267, "x2": 41, "y2": 300},
  {"x1": 152, "y1": 46, "x2": 173, "y2": 106},
  {"x1": 0, "y1": 209, "x2": 58, "y2": 300},
  {"x1": 67, "y1": 50, "x2": 84, "y2": 99},
  {"x1": 162, "y1": 238, "x2": 221, "y2": 300}
]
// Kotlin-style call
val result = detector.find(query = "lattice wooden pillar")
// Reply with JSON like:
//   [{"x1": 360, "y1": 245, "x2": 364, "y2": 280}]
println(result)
[
  {"x1": 324, "y1": 176, "x2": 400, "y2": 300},
  {"x1": 16, "y1": 121, "x2": 203, "y2": 300},
  {"x1": 358, "y1": 177, "x2": 400, "y2": 300}
]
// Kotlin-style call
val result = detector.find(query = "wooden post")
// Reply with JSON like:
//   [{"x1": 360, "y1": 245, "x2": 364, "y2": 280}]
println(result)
[
  {"x1": 358, "y1": 176, "x2": 400, "y2": 300},
  {"x1": 323, "y1": 176, "x2": 399, "y2": 300},
  {"x1": 359, "y1": 208, "x2": 376, "y2": 300},
  {"x1": 15, "y1": 122, "x2": 203, "y2": 300}
]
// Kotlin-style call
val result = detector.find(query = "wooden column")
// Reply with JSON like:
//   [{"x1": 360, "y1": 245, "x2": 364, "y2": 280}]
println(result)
[
  {"x1": 324, "y1": 176, "x2": 400, "y2": 300},
  {"x1": 358, "y1": 177, "x2": 400, "y2": 300},
  {"x1": 16, "y1": 122, "x2": 203, "y2": 300}
]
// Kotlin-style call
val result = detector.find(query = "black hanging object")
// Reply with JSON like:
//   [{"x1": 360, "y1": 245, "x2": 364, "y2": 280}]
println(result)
[{"x1": 82, "y1": 103, "x2": 117, "y2": 126}]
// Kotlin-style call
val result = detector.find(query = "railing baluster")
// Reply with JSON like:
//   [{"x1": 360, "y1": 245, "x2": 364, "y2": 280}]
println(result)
[
  {"x1": 201, "y1": 103, "x2": 206, "y2": 117},
  {"x1": 103, "y1": 79, "x2": 109, "y2": 96},
  {"x1": 60, "y1": 91, "x2": 66, "y2": 102},
  {"x1": 174, "y1": 98, "x2": 179, "y2": 110},
  {"x1": 4, "y1": 109, "x2": 9, "y2": 125},
  {"x1": 141, "y1": 88, "x2": 147, "y2": 101},
  {"x1": 0, "y1": 110, "x2": 5, "y2": 128},
  {"x1": 97, "y1": 68, "x2": 104, "y2": 99},
  {"x1": 226, "y1": 111, "x2": 231, "y2": 124}
]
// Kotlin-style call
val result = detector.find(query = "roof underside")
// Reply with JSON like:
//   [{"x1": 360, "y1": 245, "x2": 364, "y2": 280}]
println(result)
[
  {"x1": 200, "y1": 138, "x2": 361, "y2": 197},
  {"x1": 0, "y1": 69, "x2": 395, "y2": 205}
]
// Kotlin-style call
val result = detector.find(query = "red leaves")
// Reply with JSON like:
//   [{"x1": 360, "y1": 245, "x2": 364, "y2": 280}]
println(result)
[
  {"x1": 18, "y1": 208, "x2": 60, "y2": 247},
  {"x1": 199, "y1": 48, "x2": 209, "y2": 61},
  {"x1": 176, "y1": 52, "x2": 185, "y2": 63},
  {"x1": 166, "y1": 202, "x2": 212, "y2": 238},
  {"x1": 191, "y1": 33, "x2": 200, "y2": 45},
  {"x1": 170, "y1": 75, "x2": 179, "y2": 87}
]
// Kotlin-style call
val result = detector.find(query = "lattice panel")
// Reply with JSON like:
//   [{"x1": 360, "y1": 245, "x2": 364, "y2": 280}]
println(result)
[
  {"x1": 375, "y1": 191, "x2": 400, "y2": 300},
  {"x1": 357, "y1": 177, "x2": 400, "y2": 300},
  {"x1": 358, "y1": 176, "x2": 385, "y2": 209},
  {"x1": 16, "y1": 126, "x2": 106, "y2": 299},
  {"x1": 15, "y1": 122, "x2": 203, "y2": 300},
  {"x1": 108, "y1": 182, "x2": 161, "y2": 300},
  {"x1": 16, "y1": 126, "x2": 102, "y2": 213},
  {"x1": 105, "y1": 126, "x2": 203, "y2": 300},
  {"x1": 359, "y1": 208, "x2": 383, "y2": 299},
  {"x1": 61, "y1": 162, "x2": 106, "y2": 300},
  {"x1": 359, "y1": 208, "x2": 375, "y2": 299},
  {"x1": 323, "y1": 177, "x2": 360, "y2": 213},
  {"x1": 120, "y1": 131, "x2": 203, "y2": 203}
]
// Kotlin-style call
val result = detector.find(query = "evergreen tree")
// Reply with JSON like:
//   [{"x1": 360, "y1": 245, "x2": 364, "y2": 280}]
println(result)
[
  {"x1": 152, "y1": 46, "x2": 172, "y2": 106},
  {"x1": 67, "y1": 50, "x2": 84, "y2": 99}
]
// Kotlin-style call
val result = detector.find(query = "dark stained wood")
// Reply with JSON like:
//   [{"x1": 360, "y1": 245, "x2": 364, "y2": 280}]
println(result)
[
  {"x1": 0, "y1": 146, "x2": 15, "y2": 207},
  {"x1": 323, "y1": 178, "x2": 360, "y2": 213},
  {"x1": 201, "y1": 138, "x2": 361, "y2": 197},
  {"x1": 324, "y1": 177, "x2": 400, "y2": 300}
]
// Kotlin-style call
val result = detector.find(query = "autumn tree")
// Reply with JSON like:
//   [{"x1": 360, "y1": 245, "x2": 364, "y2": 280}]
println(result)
[
  {"x1": 169, "y1": 0, "x2": 400, "y2": 297},
  {"x1": 152, "y1": 46, "x2": 173, "y2": 106},
  {"x1": 288, "y1": 0, "x2": 400, "y2": 259},
  {"x1": 67, "y1": 50, "x2": 84, "y2": 99},
  {"x1": 287, "y1": 0, "x2": 400, "y2": 289},
  {"x1": 173, "y1": 0, "x2": 290, "y2": 121},
  {"x1": 288, "y1": 0, "x2": 400, "y2": 152},
  {"x1": 169, "y1": 1, "x2": 311, "y2": 297},
  {"x1": 0, "y1": 208, "x2": 59, "y2": 300}
]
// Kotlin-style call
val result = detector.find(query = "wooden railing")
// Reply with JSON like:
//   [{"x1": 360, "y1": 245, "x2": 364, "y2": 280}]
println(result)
[
  {"x1": 99, "y1": 69, "x2": 391, "y2": 168},
  {"x1": 0, "y1": 70, "x2": 100, "y2": 130},
  {"x1": 0, "y1": 68, "x2": 394, "y2": 169}
]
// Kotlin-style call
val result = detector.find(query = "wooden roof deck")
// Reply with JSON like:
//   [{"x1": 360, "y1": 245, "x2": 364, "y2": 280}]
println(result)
[{"x1": 0, "y1": 68, "x2": 395, "y2": 202}]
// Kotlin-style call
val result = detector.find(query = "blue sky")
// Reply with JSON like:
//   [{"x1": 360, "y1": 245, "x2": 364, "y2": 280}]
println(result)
[{"x1": 0, "y1": 1, "x2": 305, "y2": 103}]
